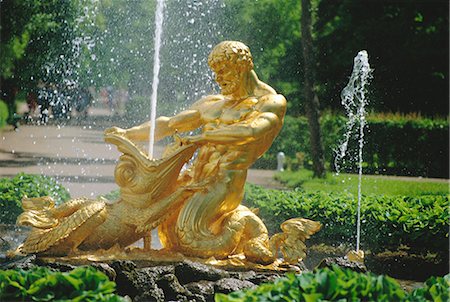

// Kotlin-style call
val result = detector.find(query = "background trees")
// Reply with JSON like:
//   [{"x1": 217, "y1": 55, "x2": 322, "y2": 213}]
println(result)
[
  {"x1": 314, "y1": 0, "x2": 449, "y2": 115},
  {"x1": 223, "y1": 0, "x2": 448, "y2": 116},
  {"x1": 2, "y1": 0, "x2": 447, "y2": 117},
  {"x1": 1, "y1": 0, "x2": 98, "y2": 121}
]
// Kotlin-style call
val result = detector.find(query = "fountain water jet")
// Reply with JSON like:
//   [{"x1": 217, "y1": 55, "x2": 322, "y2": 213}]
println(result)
[
  {"x1": 149, "y1": 0, "x2": 165, "y2": 158},
  {"x1": 335, "y1": 50, "x2": 372, "y2": 255}
]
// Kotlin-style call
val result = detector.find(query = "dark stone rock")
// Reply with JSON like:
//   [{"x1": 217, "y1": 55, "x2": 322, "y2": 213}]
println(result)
[
  {"x1": 156, "y1": 273, "x2": 191, "y2": 301},
  {"x1": 89, "y1": 263, "x2": 117, "y2": 281},
  {"x1": 229, "y1": 270, "x2": 283, "y2": 285},
  {"x1": 233, "y1": 270, "x2": 257, "y2": 280},
  {"x1": 34, "y1": 259, "x2": 76, "y2": 272},
  {"x1": 144, "y1": 264, "x2": 175, "y2": 276},
  {"x1": 0, "y1": 254, "x2": 36, "y2": 270},
  {"x1": 186, "y1": 293, "x2": 207, "y2": 302},
  {"x1": 214, "y1": 278, "x2": 256, "y2": 294},
  {"x1": 316, "y1": 257, "x2": 367, "y2": 273},
  {"x1": 175, "y1": 260, "x2": 230, "y2": 284},
  {"x1": 185, "y1": 280, "x2": 215, "y2": 301},
  {"x1": 246, "y1": 273, "x2": 282, "y2": 285},
  {"x1": 110, "y1": 260, "x2": 137, "y2": 273},
  {"x1": 112, "y1": 264, "x2": 164, "y2": 301}
]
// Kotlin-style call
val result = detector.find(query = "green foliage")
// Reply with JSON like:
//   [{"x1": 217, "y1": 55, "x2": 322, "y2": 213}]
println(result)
[
  {"x1": 1, "y1": 1, "x2": 95, "y2": 85},
  {"x1": 224, "y1": 0, "x2": 448, "y2": 115},
  {"x1": 90, "y1": 0, "x2": 156, "y2": 91},
  {"x1": 409, "y1": 275, "x2": 450, "y2": 302},
  {"x1": 0, "y1": 173, "x2": 70, "y2": 224},
  {"x1": 0, "y1": 100, "x2": 9, "y2": 129},
  {"x1": 224, "y1": 0, "x2": 304, "y2": 114},
  {"x1": 215, "y1": 265, "x2": 449, "y2": 302},
  {"x1": 243, "y1": 184, "x2": 449, "y2": 255},
  {"x1": 255, "y1": 113, "x2": 449, "y2": 178},
  {"x1": 275, "y1": 169, "x2": 449, "y2": 197},
  {"x1": 314, "y1": 0, "x2": 448, "y2": 115},
  {"x1": 0, "y1": 266, "x2": 126, "y2": 301}
]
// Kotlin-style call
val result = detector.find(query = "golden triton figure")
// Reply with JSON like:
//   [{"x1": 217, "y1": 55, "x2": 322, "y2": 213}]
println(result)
[{"x1": 17, "y1": 41, "x2": 320, "y2": 266}]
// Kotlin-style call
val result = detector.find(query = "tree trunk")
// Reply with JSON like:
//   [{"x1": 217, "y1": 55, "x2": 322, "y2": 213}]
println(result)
[{"x1": 301, "y1": 0, "x2": 326, "y2": 178}]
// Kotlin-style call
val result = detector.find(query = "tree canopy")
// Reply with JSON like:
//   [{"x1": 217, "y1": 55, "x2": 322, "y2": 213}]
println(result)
[{"x1": 1, "y1": 0, "x2": 448, "y2": 116}]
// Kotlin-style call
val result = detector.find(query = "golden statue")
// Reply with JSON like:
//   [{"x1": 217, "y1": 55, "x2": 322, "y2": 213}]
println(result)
[{"x1": 16, "y1": 41, "x2": 320, "y2": 266}]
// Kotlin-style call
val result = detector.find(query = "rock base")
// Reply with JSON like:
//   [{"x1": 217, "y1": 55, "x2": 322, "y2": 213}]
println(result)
[{"x1": 1, "y1": 257, "x2": 292, "y2": 301}]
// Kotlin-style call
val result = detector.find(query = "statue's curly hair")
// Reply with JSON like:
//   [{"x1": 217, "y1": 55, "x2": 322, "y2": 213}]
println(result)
[{"x1": 208, "y1": 41, "x2": 253, "y2": 71}]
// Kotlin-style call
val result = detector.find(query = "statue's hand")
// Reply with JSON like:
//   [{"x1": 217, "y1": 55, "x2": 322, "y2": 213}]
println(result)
[{"x1": 104, "y1": 126, "x2": 127, "y2": 137}]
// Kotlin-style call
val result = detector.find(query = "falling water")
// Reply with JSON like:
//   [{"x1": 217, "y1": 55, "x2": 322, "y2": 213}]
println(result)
[
  {"x1": 335, "y1": 50, "x2": 372, "y2": 252},
  {"x1": 148, "y1": 0, "x2": 165, "y2": 158}
]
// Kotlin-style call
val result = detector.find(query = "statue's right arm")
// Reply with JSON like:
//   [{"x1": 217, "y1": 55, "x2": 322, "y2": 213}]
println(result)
[{"x1": 106, "y1": 110, "x2": 202, "y2": 142}]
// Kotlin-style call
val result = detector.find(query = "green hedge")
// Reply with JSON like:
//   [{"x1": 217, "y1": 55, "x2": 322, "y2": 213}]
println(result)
[
  {"x1": 255, "y1": 113, "x2": 449, "y2": 178},
  {"x1": 216, "y1": 265, "x2": 450, "y2": 302},
  {"x1": 0, "y1": 173, "x2": 70, "y2": 224},
  {"x1": 0, "y1": 266, "x2": 125, "y2": 301},
  {"x1": 0, "y1": 100, "x2": 9, "y2": 129},
  {"x1": 243, "y1": 184, "x2": 449, "y2": 256}
]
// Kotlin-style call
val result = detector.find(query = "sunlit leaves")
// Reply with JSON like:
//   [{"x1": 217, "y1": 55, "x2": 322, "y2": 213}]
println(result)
[
  {"x1": 216, "y1": 265, "x2": 449, "y2": 301},
  {"x1": 0, "y1": 266, "x2": 125, "y2": 301}
]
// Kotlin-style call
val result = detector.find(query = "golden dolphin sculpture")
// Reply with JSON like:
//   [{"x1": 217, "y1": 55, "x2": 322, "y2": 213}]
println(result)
[{"x1": 16, "y1": 133, "x2": 198, "y2": 255}]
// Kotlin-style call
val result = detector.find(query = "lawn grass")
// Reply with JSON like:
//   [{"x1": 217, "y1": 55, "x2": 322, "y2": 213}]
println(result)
[{"x1": 275, "y1": 169, "x2": 449, "y2": 196}]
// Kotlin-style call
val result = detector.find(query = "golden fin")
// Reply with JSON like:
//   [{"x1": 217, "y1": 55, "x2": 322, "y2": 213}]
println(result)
[
  {"x1": 21, "y1": 201, "x2": 105, "y2": 254},
  {"x1": 277, "y1": 218, "x2": 322, "y2": 264},
  {"x1": 280, "y1": 218, "x2": 322, "y2": 238},
  {"x1": 17, "y1": 210, "x2": 58, "y2": 229},
  {"x1": 21, "y1": 196, "x2": 55, "y2": 211}
]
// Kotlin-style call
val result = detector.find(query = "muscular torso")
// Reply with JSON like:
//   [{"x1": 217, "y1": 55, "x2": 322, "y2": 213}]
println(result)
[{"x1": 190, "y1": 93, "x2": 285, "y2": 177}]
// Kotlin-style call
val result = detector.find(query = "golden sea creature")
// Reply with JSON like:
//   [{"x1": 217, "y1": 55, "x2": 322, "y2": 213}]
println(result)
[{"x1": 17, "y1": 134, "x2": 198, "y2": 255}]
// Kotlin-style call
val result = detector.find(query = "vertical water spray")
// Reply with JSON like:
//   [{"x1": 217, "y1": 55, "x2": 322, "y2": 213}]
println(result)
[
  {"x1": 149, "y1": 0, "x2": 165, "y2": 158},
  {"x1": 335, "y1": 50, "x2": 372, "y2": 252}
]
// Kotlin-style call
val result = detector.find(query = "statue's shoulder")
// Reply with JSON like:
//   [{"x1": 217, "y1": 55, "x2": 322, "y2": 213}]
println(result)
[
  {"x1": 258, "y1": 93, "x2": 287, "y2": 116},
  {"x1": 191, "y1": 94, "x2": 225, "y2": 109}
]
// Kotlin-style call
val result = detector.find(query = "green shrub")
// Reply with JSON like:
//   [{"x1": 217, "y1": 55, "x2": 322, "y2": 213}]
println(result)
[
  {"x1": 0, "y1": 173, "x2": 70, "y2": 224},
  {"x1": 409, "y1": 274, "x2": 450, "y2": 302},
  {"x1": 243, "y1": 184, "x2": 449, "y2": 255},
  {"x1": 0, "y1": 266, "x2": 126, "y2": 301},
  {"x1": 254, "y1": 113, "x2": 449, "y2": 178},
  {"x1": 215, "y1": 265, "x2": 450, "y2": 302},
  {"x1": 0, "y1": 100, "x2": 9, "y2": 129}
]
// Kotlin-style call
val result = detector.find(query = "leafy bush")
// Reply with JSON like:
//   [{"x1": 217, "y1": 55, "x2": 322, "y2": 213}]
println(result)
[
  {"x1": 0, "y1": 266, "x2": 126, "y2": 301},
  {"x1": 0, "y1": 99, "x2": 9, "y2": 129},
  {"x1": 0, "y1": 173, "x2": 70, "y2": 224},
  {"x1": 215, "y1": 265, "x2": 450, "y2": 302},
  {"x1": 255, "y1": 112, "x2": 449, "y2": 178},
  {"x1": 409, "y1": 274, "x2": 450, "y2": 302},
  {"x1": 243, "y1": 184, "x2": 449, "y2": 255}
]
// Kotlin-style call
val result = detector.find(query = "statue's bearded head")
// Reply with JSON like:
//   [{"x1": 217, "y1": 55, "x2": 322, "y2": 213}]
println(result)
[{"x1": 208, "y1": 41, "x2": 254, "y2": 95}]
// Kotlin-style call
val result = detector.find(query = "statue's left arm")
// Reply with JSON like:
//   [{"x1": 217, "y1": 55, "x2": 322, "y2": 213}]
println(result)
[{"x1": 188, "y1": 94, "x2": 286, "y2": 145}]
